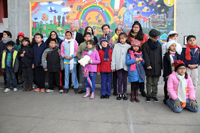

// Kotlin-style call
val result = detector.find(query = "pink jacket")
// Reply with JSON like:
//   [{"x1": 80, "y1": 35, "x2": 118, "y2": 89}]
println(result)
[
  {"x1": 82, "y1": 50, "x2": 101, "y2": 72},
  {"x1": 167, "y1": 71, "x2": 195, "y2": 100}
]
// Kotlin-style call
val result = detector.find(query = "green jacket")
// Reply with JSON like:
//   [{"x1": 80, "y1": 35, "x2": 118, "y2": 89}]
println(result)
[
  {"x1": 77, "y1": 41, "x2": 87, "y2": 59},
  {"x1": 14, "y1": 43, "x2": 22, "y2": 51}
]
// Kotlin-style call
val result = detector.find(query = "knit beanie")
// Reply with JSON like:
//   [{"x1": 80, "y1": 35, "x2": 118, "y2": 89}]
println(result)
[
  {"x1": 174, "y1": 60, "x2": 186, "y2": 71},
  {"x1": 131, "y1": 40, "x2": 140, "y2": 47}
]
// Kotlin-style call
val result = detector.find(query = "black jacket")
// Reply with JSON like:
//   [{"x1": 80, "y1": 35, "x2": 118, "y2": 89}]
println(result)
[
  {"x1": 142, "y1": 40, "x2": 162, "y2": 76},
  {"x1": 75, "y1": 32, "x2": 84, "y2": 45},
  {"x1": 163, "y1": 52, "x2": 180, "y2": 81},
  {"x1": 18, "y1": 46, "x2": 34, "y2": 68}
]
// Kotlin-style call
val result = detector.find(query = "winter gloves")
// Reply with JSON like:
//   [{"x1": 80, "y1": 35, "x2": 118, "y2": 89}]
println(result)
[
  {"x1": 174, "y1": 98, "x2": 182, "y2": 108},
  {"x1": 189, "y1": 100, "x2": 199, "y2": 109}
]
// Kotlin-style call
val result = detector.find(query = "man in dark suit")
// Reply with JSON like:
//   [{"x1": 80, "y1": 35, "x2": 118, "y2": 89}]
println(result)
[{"x1": 69, "y1": 23, "x2": 84, "y2": 89}]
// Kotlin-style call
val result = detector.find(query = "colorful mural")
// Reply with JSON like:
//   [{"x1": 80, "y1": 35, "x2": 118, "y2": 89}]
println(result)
[{"x1": 30, "y1": 0, "x2": 175, "y2": 42}]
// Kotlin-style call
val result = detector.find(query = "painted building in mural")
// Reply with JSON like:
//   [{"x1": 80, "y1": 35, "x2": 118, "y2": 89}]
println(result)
[{"x1": 31, "y1": 0, "x2": 175, "y2": 42}]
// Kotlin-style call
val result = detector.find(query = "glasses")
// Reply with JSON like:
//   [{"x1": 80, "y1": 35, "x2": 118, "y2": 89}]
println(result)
[{"x1": 51, "y1": 34, "x2": 56, "y2": 36}]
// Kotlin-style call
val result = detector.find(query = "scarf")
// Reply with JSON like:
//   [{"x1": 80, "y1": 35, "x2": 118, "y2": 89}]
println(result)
[
  {"x1": 2, "y1": 38, "x2": 12, "y2": 44},
  {"x1": 129, "y1": 50, "x2": 142, "y2": 71},
  {"x1": 148, "y1": 39, "x2": 158, "y2": 50},
  {"x1": 176, "y1": 72, "x2": 187, "y2": 108},
  {"x1": 65, "y1": 39, "x2": 75, "y2": 71},
  {"x1": 185, "y1": 44, "x2": 200, "y2": 61},
  {"x1": 91, "y1": 35, "x2": 94, "y2": 40},
  {"x1": 169, "y1": 51, "x2": 177, "y2": 71},
  {"x1": 102, "y1": 45, "x2": 110, "y2": 61}
]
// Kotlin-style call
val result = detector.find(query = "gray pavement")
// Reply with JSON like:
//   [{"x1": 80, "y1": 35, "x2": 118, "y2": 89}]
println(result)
[{"x1": 0, "y1": 81, "x2": 200, "y2": 133}]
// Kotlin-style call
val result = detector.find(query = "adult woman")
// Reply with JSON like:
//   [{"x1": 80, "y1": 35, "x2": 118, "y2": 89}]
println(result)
[
  {"x1": 45, "y1": 31, "x2": 63, "y2": 48},
  {"x1": 84, "y1": 26, "x2": 98, "y2": 44},
  {"x1": 128, "y1": 21, "x2": 148, "y2": 97}
]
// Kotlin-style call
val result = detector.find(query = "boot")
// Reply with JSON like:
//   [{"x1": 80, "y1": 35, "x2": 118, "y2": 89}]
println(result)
[
  {"x1": 23, "y1": 86, "x2": 28, "y2": 91},
  {"x1": 135, "y1": 90, "x2": 140, "y2": 102},
  {"x1": 27, "y1": 86, "x2": 33, "y2": 91},
  {"x1": 83, "y1": 88, "x2": 90, "y2": 98},
  {"x1": 90, "y1": 92, "x2": 95, "y2": 99},
  {"x1": 130, "y1": 91, "x2": 135, "y2": 102}
]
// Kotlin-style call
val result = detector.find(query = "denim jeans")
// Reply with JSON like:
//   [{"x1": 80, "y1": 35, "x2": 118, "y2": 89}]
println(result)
[
  {"x1": 86, "y1": 72, "x2": 96, "y2": 92},
  {"x1": 166, "y1": 98, "x2": 199, "y2": 113},
  {"x1": 5, "y1": 66, "x2": 17, "y2": 88},
  {"x1": 64, "y1": 64, "x2": 79, "y2": 89},
  {"x1": 101, "y1": 72, "x2": 112, "y2": 96}
]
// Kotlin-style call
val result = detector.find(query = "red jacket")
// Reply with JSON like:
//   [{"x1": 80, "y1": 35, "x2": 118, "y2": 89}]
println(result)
[
  {"x1": 128, "y1": 34, "x2": 148, "y2": 47},
  {"x1": 97, "y1": 49, "x2": 112, "y2": 72}
]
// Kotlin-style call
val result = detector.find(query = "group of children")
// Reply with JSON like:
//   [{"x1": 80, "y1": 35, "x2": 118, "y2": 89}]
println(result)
[{"x1": 0, "y1": 22, "x2": 199, "y2": 113}]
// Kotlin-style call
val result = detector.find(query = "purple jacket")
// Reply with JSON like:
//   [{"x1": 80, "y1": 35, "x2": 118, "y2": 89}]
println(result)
[{"x1": 82, "y1": 49, "x2": 101, "y2": 72}]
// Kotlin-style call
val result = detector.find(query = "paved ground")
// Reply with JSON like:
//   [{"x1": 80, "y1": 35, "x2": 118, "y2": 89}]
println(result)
[{"x1": 0, "y1": 80, "x2": 199, "y2": 133}]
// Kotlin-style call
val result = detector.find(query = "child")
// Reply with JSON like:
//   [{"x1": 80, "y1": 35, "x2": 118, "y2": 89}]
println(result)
[
  {"x1": 32, "y1": 33, "x2": 48, "y2": 93},
  {"x1": 14, "y1": 32, "x2": 25, "y2": 88},
  {"x1": 1, "y1": 41, "x2": 19, "y2": 92},
  {"x1": 110, "y1": 27, "x2": 123, "y2": 49},
  {"x1": 18, "y1": 37, "x2": 34, "y2": 91},
  {"x1": 97, "y1": 39, "x2": 112, "y2": 99},
  {"x1": 0, "y1": 31, "x2": 13, "y2": 87},
  {"x1": 163, "y1": 41, "x2": 180, "y2": 104},
  {"x1": 82, "y1": 40, "x2": 100, "y2": 99},
  {"x1": 126, "y1": 40, "x2": 145, "y2": 102},
  {"x1": 166, "y1": 60, "x2": 199, "y2": 113},
  {"x1": 61, "y1": 30, "x2": 79, "y2": 94},
  {"x1": 77, "y1": 32, "x2": 92, "y2": 94},
  {"x1": 142, "y1": 29, "x2": 162, "y2": 102},
  {"x1": 181, "y1": 35, "x2": 200, "y2": 90},
  {"x1": 162, "y1": 31, "x2": 182, "y2": 58},
  {"x1": 42, "y1": 39, "x2": 64, "y2": 93},
  {"x1": 111, "y1": 33, "x2": 131, "y2": 100}
]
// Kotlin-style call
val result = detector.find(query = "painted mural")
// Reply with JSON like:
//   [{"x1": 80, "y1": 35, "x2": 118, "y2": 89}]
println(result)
[{"x1": 30, "y1": 0, "x2": 175, "y2": 42}]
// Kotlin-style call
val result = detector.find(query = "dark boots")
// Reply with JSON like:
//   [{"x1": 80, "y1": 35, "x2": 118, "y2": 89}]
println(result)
[
  {"x1": 130, "y1": 90, "x2": 140, "y2": 102},
  {"x1": 130, "y1": 91, "x2": 135, "y2": 102}
]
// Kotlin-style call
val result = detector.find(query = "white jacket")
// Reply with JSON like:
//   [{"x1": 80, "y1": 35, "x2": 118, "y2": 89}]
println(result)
[{"x1": 111, "y1": 43, "x2": 131, "y2": 71}]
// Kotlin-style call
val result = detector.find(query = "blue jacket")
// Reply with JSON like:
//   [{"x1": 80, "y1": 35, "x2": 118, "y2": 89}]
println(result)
[
  {"x1": 126, "y1": 53, "x2": 145, "y2": 83},
  {"x1": 181, "y1": 47, "x2": 200, "y2": 68},
  {"x1": 32, "y1": 42, "x2": 48, "y2": 67}
]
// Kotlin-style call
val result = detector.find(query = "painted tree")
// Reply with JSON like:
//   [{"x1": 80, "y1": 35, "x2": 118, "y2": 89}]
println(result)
[
  {"x1": 62, "y1": 15, "x2": 65, "y2": 27},
  {"x1": 57, "y1": 15, "x2": 61, "y2": 26},
  {"x1": 39, "y1": 28, "x2": 42, "y2": 33}
]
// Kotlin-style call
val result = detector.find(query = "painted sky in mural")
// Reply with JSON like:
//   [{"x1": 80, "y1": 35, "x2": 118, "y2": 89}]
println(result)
[{"x1": 31, "y1": 0, "x2": 174, "y2": 42}]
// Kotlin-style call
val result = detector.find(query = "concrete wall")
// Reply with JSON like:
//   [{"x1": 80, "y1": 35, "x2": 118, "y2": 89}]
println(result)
[{"x1": 7, "y1": 0, "x2": 200, "y2": 84}]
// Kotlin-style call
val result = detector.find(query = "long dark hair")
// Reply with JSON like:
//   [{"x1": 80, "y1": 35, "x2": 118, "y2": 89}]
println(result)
[
  {"x1": 45, "y1": 31, "x2": 60, "y2": 45},
  {"x1": 84, "y1": 26, "x2": 94, "y2": 35},
  {"x1": 117, "y1": 33, "x2": 131, "y2": 45},
  {"x1": 22, "y1": 37, "x2": 31, "y2": 47},
  {"x1": 127, "y1": 46, "x2": 142, "y2": 53},
  {"x1": 16, "y1": 36, "x2": 24, "y2": 46},
  {"x1": 129, "y1": 21, "x2": 144, "y2": 41}
]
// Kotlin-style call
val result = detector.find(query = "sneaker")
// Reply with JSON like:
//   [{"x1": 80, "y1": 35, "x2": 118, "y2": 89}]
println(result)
[
  {"x1": 33, "y1": 84, "x2": 37, "y2": 89},
  {"x1": 13, "y1": 88, "x2": 18, "y2": 92},
  {"x1": 152, "y1": 97, "x2": 159, "y2": 102},
  {"x1": 146, "y1": 97, "x2": 151, "y2": 103},
  {"x1": 59, "y1": 89, "x2": 64, "y2": 93},
  {"x1": 41, "y1": 88, "x2": 45, "y2": 93},
  {"x1": 46, "y1": 89, "x2": 54, "y2": 93},
  {"x1": 74, "y1": 89, "x2": 78, "y2": 94},
  {"x1": 4, "y1": 88, "x2": 10, "y2": 93},
  {"x1": 123, "y1": 94, "x2": 128, "y2": 100},
  {"x1": 34, "y1": 88, "x2": 40, "y2": 92},
  {"x1": 64, "y1": 89, "x2": 69, "y2": 93},
  {"x1": 78, "y1": 90, "x2": 86, "y2": 94},
  {"x1": 117, "y1": 94, "x2": 122, "y2": 100}
]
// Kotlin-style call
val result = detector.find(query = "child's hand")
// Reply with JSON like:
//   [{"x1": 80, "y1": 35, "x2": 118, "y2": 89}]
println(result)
[
  {"x1": 23, "y1": 51, "x2": 25, "y2": 54},
  {"x1": 139, "y1": 57, "x2": 143, "y2": 61},
  {"x1": 88, "y1": 60, "x2": 91, "y2": 64},
  {"x1": 32, "y1": 64, "x2": 34, "y2": 69},
  {"x1": 14, "y1": 71, "x2": 17, "y2": 73},
  {"x1": 147, "y1": 66, "x2": 152, "y2": 69},
  {"x1": 97, "y1": 72, "x2": 100, "y2": 75},
  {"x1": 166, "y1": 76, "x2": 169, "y2": 79},
  {"x1": 20, "y1": 54, "x2": 24, "y2": 57},
  {"x1": 135, "y1": 58, "x2": 140, "y2": 62},
  {"x1": 68, "y1": 56, "x2": 73, "y2": 60},
  {"x1": 44, "y1": 68, "x2": 48, "y2": 71},
  {"x1": 112, "y1": 69, "x2": 115, "y2": 72},
  {"x1": 64, "y1": 56, "x2": 68, "y2": 59}
]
